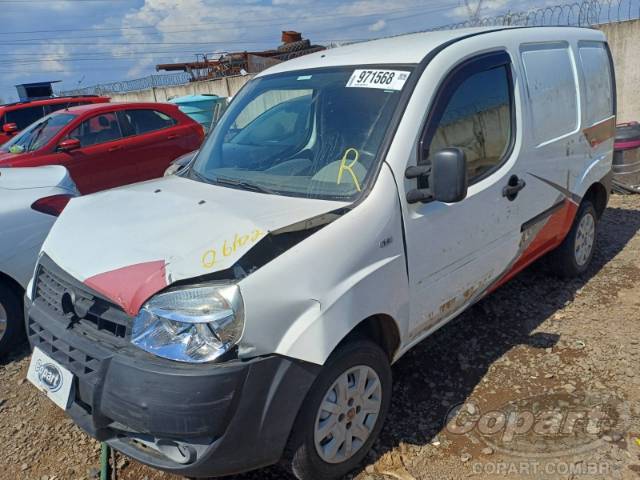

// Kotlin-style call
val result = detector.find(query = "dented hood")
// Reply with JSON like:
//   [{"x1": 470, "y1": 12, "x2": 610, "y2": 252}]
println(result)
[{"x1": 42, "y1": 175, "x2": 347, "y2": 315}]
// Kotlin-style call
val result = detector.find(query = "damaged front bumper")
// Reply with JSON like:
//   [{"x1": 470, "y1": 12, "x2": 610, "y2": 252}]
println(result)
[{"x1": 26, "y1": 295, "x2": 318, "y2": 477}]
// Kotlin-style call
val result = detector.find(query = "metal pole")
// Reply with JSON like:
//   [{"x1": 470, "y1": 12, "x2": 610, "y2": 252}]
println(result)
[{"x1": 100, "y1": 442, "x2": 110, "y2": 480}]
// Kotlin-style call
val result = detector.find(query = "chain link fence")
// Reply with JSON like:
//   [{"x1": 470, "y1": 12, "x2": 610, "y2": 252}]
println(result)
[{"x1": 58, "y1": 0, "x2": 640, "y2": 97}]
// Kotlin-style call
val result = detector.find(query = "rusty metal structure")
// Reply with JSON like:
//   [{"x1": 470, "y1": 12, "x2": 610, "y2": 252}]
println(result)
[{"x1": 156, "y1": 31, "x2": 325, "y2": 82}]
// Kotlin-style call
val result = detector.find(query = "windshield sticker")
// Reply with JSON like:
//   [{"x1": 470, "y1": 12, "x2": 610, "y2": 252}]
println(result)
[
  {"x1": 337, "y1": 148, "x2": 362, "y2": 192},
  {"x1": 346, "y1": 69, "x2": 410, "y2": 91},
  {"x1": 201, "y1": 228, "x2": 265, "y2": 269}
]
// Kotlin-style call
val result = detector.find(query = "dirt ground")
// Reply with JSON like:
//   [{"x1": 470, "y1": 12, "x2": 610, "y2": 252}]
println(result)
[{"x1": 1, "y1": 194, "x2": 639, "y2": 480}]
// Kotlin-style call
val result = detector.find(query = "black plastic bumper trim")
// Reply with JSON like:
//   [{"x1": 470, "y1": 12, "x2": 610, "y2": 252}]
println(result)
[{"x1": 27, "y1": 298, "x2": 320, "y2": 477}]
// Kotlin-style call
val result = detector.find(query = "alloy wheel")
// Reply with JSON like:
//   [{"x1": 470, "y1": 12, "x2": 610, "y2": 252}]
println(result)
[
  {"x1": 314, "y1": 365, "x2": 382, "y2": 464},
  {"x1": 574, "y1": 212, "x2": 596, "y2": 267}
]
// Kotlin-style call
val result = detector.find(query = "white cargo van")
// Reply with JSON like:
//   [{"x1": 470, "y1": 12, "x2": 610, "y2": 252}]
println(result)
[{"x1": 25, "y1": 27, "x2": 614, "y2": 479}]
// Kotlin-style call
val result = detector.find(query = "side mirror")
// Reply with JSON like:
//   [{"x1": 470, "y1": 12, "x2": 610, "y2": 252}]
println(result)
[
  {"x1": 58, "y1": 138, "x2": 81, "y2": 153},
  {"x1": 2, "y1": 123, "x2": 17, "y2": 134},
  {"x1": 406, "y1": 148, "x2": 468, "y2": 204},
  {"x1": 164, "y1": 150, "x2": 198, "y2": 176}
]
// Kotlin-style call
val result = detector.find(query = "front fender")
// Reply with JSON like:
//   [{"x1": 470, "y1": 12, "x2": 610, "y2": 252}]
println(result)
[{"x1": 238, "y1": 164, "x2": 409, "y2": 365}]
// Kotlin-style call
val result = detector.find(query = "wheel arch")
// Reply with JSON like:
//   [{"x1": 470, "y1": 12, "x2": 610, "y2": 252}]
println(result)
[
  {"x1": 0, "y1": 271, "x2": 25, "y2": 299},
  {"x1": 336, "y1": 314, "x2": 402, "y2": 363},
  {"x1": 583, "y1": 181, "x2": 608, "y2": 219}
]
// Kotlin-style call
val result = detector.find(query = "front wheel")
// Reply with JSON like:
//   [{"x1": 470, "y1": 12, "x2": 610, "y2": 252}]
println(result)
[
  {"x1": 285, "y1": 339, "x2": 392, "y2": 480},
  {"x1": 549, "y1": 200, "x2": 598, "y2": 278}
]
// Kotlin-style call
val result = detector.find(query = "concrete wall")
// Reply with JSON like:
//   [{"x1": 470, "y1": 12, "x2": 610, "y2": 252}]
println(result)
[
  {"x1": 599, "y1": 20, "x2": 640, "y2": 122},
  {"x1": 109, "y1": 73, "x2": 255, "y2": 103}
]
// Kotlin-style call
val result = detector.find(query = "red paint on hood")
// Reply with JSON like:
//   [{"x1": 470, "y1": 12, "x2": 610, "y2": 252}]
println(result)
[{"x1": 84, "y1": 260, "x2": 167, "y2": 316}]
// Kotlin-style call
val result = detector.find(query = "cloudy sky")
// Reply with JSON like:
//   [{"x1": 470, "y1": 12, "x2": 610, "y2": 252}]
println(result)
[{"x1": 0, "y1": 0, "x2": 532, "y2": 103}]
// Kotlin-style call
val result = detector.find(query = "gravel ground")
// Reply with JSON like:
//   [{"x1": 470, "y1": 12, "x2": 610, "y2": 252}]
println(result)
[{"x1": 1, "y1": 194, "x2": 639, "y2": 480}]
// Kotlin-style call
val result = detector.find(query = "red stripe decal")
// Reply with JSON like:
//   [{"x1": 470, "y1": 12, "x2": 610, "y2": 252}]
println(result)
[
  {"x1": 85, "y1": 261, "x2": 167, "y2": 316},
  {"x1": 489, "y1": 201, "x2": 578, "y2": 293}
]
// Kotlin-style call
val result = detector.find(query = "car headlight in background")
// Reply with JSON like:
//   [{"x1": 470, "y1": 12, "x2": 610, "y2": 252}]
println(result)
[{"x1": 131, "y1": 284, "x2": 244, "y2": 363}]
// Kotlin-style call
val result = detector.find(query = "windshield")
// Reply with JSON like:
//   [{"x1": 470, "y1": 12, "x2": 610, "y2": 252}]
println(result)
[
  {"x1": 1, "y1": 113, "x2": 76, "y2": 154},
  {"x1": 191, "y1": 66, "x2": 412, "y2": 200}
]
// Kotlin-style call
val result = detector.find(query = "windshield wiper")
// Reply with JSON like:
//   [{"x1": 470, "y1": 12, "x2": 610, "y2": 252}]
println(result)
[
  {"x1": 25, "y1": 121, "x2": 47, "y2": 152},
  {"x1": 213, "y1": 176, "x2": 278, "y2": 195}
]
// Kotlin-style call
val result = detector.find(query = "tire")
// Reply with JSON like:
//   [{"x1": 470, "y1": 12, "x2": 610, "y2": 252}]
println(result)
[
  {"x1": 277, "y1": 39, "x2": 311, "y2": 53},
  {"x1": 548, "y1": 200, "x2": 598, "y2": 278},
  {"x1": 0, "y1": 282, "x2": 24, "y2": 356},
  {"x1": 285, "y1": 339, "x2": 392, "y2": 480}
]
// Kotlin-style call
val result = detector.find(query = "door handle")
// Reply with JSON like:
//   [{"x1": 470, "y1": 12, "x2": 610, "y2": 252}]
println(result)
[
  {"x1": 167, "y1": 134, "x2": 180, "y2": 140},
  {"x1": 502, "y1": 175, "x2": 526, "y2": 201},
  {"x1": 108, "y1": 146, "x2": 122, "y2": 152}
]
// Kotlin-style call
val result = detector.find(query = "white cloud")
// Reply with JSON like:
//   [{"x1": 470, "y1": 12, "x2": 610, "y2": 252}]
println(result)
[
  {"x1": 272, "y1": 0, "x2": 312, "y2": 4},
  {"x1": 40, "y1": 43, "x2": 69, "y2": 73},
  {"x1": 368, "y1": 19, "x2": 386, "y2": 31},
  {"x1": 447, "y1": 0, "x2": 517, "y2": 20}
]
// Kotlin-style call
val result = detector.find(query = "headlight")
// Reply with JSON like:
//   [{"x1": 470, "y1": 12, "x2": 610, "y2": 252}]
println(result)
[{"x1": 131, "y1": 284, "x2": 244, "y2": 363}]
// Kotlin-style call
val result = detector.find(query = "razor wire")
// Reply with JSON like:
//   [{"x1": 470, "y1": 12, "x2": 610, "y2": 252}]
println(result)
[
  {"x1": 58, "y1": 0, "x2": 640, "y2": 96},
  {"x1": 425, "y1": 0, "x2": 640, "y2": 31},
  {"x1": 59, "y1": 72, "x2": 192, "y2": 96}
]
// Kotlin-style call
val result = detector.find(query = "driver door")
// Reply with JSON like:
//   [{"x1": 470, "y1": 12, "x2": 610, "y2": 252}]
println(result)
[{"x1": 403, "y1": 50, "x2": 526, "y2": 339}]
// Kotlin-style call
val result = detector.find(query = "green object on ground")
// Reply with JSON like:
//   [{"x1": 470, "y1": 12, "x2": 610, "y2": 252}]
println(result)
[{"x1": 100, "y1": 442, "x2": 110, "y2": 480}]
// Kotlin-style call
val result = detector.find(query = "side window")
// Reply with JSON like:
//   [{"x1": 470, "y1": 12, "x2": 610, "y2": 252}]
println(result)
[
  {"x1": 68, "y1": 112, "x2": 122, "y2": 147},
  {"x1": 5, "y1": 106, "x2": 46, "y2": 130},
  {"x1": 579, "y1": 42, "x2": 614, "y2": 125},
  {"x1": 424, "y1": 55, "x2": 513, "y2": 184},
  {"x1": 122, "y1": 109, "x2": 176, "y2": 136},
  {"x1": 521, "y1": 43, "x2": 579, "y2": 145}
]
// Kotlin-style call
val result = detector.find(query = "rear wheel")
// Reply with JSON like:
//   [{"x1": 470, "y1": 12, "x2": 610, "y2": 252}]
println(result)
[
  {"x1": 0, "y1": 282, "x2": 24, "y2": 355},
  {"x1": 286, "y1": 339, "x2": 391, "y2": 480},
  {"x1": 549, "y1": 200, "x2": 598, "y2": 278}
]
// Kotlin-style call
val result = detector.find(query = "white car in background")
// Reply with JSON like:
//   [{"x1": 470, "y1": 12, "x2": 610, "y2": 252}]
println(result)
[{"x1": 0, "y1": 166, "x2": 78, "y2": 353}]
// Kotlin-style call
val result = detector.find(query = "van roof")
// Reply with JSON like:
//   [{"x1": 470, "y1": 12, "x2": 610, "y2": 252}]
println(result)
[{"x1": 259, "y1": 26, "x2": 605, "y2": 76}]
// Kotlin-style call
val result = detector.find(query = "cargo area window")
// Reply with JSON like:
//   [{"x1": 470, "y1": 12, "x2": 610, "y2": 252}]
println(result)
[
  {"x1": 421, "y1": 51, "x2": 514, "y2": 185},
  {"x1": 578, "y1": 42, "x2": 614, "y2": 125},
  {"x1": 521, "y1": 43, "x2": 579, "y2": 145}
]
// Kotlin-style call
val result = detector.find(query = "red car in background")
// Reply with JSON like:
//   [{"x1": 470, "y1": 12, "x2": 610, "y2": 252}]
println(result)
[
  {"x1": 0, "y1": 103, "x2": 205, "y2": 194},
  {"x1": 0, "y1": 95, "x2": 110, "y2": 145}
]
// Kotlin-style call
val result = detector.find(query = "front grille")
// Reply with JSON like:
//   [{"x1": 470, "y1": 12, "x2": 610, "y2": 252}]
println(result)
[
  {"x1": 34, "y1": 261, "x2": 130, "y2": 342},
  {"x1": 28, "y1": 316, "x2": 100, "y2": 378}
]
